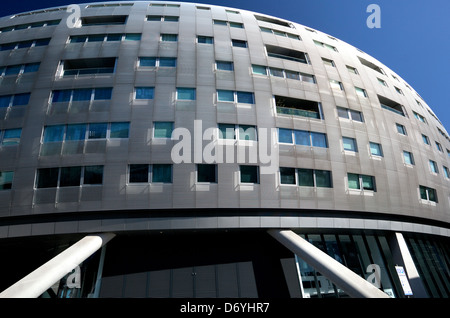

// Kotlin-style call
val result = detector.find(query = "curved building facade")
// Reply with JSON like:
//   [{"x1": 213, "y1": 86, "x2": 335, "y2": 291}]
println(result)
[{"x1": 0, "y1": 2, "x2": 449, "y2": 298}]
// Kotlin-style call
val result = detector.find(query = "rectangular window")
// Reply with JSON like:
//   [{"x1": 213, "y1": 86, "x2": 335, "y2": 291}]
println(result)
[
  {"x1": 43, "y1": 125, "x2": 65, "y2": 142},
  {"x1": 348, "y1": 173, "x2": 376, "y2": 191},
  {"x1": 311, "y1": 132, "x2": 328, "y2": 148},
  {"x1": 139, "y1": 57, "x2": 156, "y2": 67},
  {"x1": 378, "y1": 78, "x2": 388, "y2": 86},
  {"x1": 216, "y1": 61, "x2": 233, "y2": 71},
  {"x1": 240, "y1": 165, "x2": 259, "y2": 184},
  {"x1": 413, "y1": 112, "x2": 426, "y2": 123},
  {"x1": 94, "y1": 87, "x2": 113, "y2": 100},
  {"x1": 298, "y1": 169, "x2": 314, "y2": 187},
  {"x1": 369, "y1": 142, "x2": 383, "y2": 157},
  {"x1": 81, "y1": 15, "x2": 127, "y2": 26},
  {"x1": 278, "y1": 128, "x2": 293, "y2": 144},
  {"x1": 229, "y1": 22, "x2": 244, "y2": 29},
  {"x1": 88, "y1": 123, "x2": 107, "y2": 139},
  {"x1": 36, "y1": 168, "x2": 59, "y2": 188},
  {"x1": 231, "y1": 39, "x2": 247, "y2": 48},
  {"x1": 280, "y1": 167, "x2": 296, "y2": 185},
  {"x1": 197, "y1": 36, "x2": 213, "y2": 44},
  {"x1": 236, "y1": 91, "x2": 254, "y2": 104},
  {"x1": 403, "y1": 151, "x2": 415, "y2": 165},
  {"x1": 66, "y1": 124, "x2": 86, "y2": 141},
  {"x1": 159, "y1": 57, "x2": 176, "y2": 67},
  {"x1": 161, "y1": 34, "x2": 178, "y2": 42},
  {"x1": 217, "y1": 90, "x2": 254, "y2": 104},
  {"x1": 62, "y1": 57, "x2": 116, "y2": 76},
  {"x1": 337, "y1": 107, "x2": 364, "y2": 122},
  {"x1": 197, "y1": 164, "x2": 217, "y2": 183},
  {"x1": 346, "y1": 65, "x2": 358, "y2": 74},
  {"x1": 355, "y1": 87, "x2": 367, "y2": 98},
  {"x1": 315, "y1": 170, "x2": 332, "y2": 188},
  {"x1": 435, "y1": 141, "x2": 443, "y2": 152},
  {"x1": 238, "y1": 125, "x2": 257, "y2": 141},
  {"x1": 429, "y1": 160, "x2": 439, "y2": 174},
  {"x1": 124, "y1": 33, "x2": 141, "y2": 41},
  {"x1": 0, "y1": 96, "x2": 11, "y2": 108},
  {"x1": 275, "y1": 96, "x2": 322, "y2": 119},
  {"x1": 343, "y1": 137, "x2": 358, "y2": 152},
  {"x1": 84, "y1": 165, "x2": 104, "y2": 185},
  {"x1": 2, "y1": 129, "x2": 22, "y2": 146},
  {"x1": 378, "y1": 95, "x2": 405, "y2": 116},
  {"x1": 176, "y1": 88, "x2": 196, "y2": 100},
  {"x1": 420, "y1": 185, "x2": 437, "y2": 203},
  {"x1": 12, "y1": 93, "x2": 31, "y2": 106},
  {"x1": 59, "y1": 166, "x2": 82, "y2": 187},
  {"x1": 135, "y1": 87, "x2": 154, "y2": 99},
  {"x1": 72, "y1": 89, "x2": 92, "y2": 102},
  {"x1": 152, "y1": 164, "x2": 172, "y2": 183},
  {"x1": 443, "y1": 166, "x2": 449, "y2": 179},
  {"x1": 322, "y1": 58, "x2": 335, "y2": 67},
  {"x1": 396, "y1": 123, "x2": 407, "y2": 135},
  {"x1": 266, "y1": 45, "x2": 309, "y2": 64},
  {"x1": 218, "y1": 124, "x2": 236, "y2": 140},
  {"x1": 0, "y1": 171, "x2": 13, "y2": 190},
  {"x1": 329, "y1": 79, "x2": 344, "y2": 90},
  {"x1": 270, "y1": 68, "x2": 284, "y2": 78},
  {"x1": 252, "y1": 65, "x2": 267, "y2": 75},
  {"x1": 254, "y1": 15, "x2": 291, "y2": 28},
  {"x1": 129, "y1": 164, "x2": 149, "y2": 183},
  {"x1": 110, "y1": 122, "x2": 130, "y2": 139},
  {"x1": 358, "y1": 56, "x2": 384, "y2": 75},
  {"x1": 154, "y1": 122, "x2": 173, "y2": 138},
  {"x1": 217, "y1": 90, "x2": 235, "y2": 102}
]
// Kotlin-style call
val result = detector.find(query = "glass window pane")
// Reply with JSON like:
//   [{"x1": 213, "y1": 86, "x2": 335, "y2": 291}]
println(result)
[
  {"x1": 370, "y1": 142, "x2": 382, "y2": 156},
  {"x1": 252, "y1": 65, "x2": 267, "y2": 75},
  {"x1": 94, "y1": 88, "x2": 112, "y2": 100},
  {"x1": 2, "y1": 129, "x2": 21, "y2": 145},
  {"x1": 72, "y1": 89, "x2": 92, "y2": 101},
  {"x1": 177, "y1": 88, "x2": 196, "y2": 100},
  {"x1": 12, "y1": 93, "x2": 30, "y2": 106},
  {"x1": 154, "y1": 122, "x2": 173, "y2": 138},
  {"x1": 23, "y1": 63, "x2": 40, "y2": 73},
  {"x1": 66, "y1": 124, "x2": 86, "y2": 141},
  {"x1": 164, "y1": 16, "x2": 179, "y2": 22},
  {"x1": 161, "y1": 34, "x2": 177, "y2": 42},
  {"x1": 59, "y1": 166, "x2": 81, "y2": 187},
  {"x1": 343, "y1": 137, "x2": 357, "y2": 152},
  {"x1": 37, "y1": 168, "x2": 59, "y2": 188},
  {"x1": 152, "y1": 164, "x2": 172, "y2": 183},
  {"x1": 0, "y1": 171, "x2": 13, "y2": 190},
  {"x1": 106, "y1": 34, "x2": 122, "y2": 41},
  {"x1": 403, "y1": 151, "x2": 414, "y2": 165},
  {"x1": 147, "y1": 15, "x2": 161, "y2": 21},
  {"x1": 337, "y1": 107, "x2": 349, "y2": 119},
  {"x1": 217, "y1": 90, "x2": 234, "y2": 102},
  {"x1": 349, "y1": 109, "x2": 363, "y2": 122},
  {"x1": 236, "y1": 91, "x2": 254, "y2": 104},
  {"x1": 124, "y1": 33, "x2": 141, "y2": 41},
  {"x1": 159, "y1": 57, "x2": 176, "y2": 67},
  {"x1": 213, "y1": 20, "x2": 227, "y2": 25},
  {"x1": 197, "y1": 164, "x2": 216, "y2": 183},
  {"x1": 4, "y1": 65, "x2": 22, "y2": 76},
  {"x1": 239, "y1": 125, "x2": 257, "y2": 141},
  {"x1": 84, "y1": 165, "x2": 103, "y2": 185},
  {"x1": 278, "y1": 128, "x2": 293, "y2": 143},
  {"x1": 88, "y1": 123, "x2": 107, "y2": 139},
  {"x1": 110, "y1": 122, "x2": 129, "y2": 138},
  {"x1": 419, "y1": 186, "x2": 428, "y2": 200},
  {"x1": 71, "y1": 35, "x2": 87, "y2": 43},
  {"x1": 216, "y1": 61, "x2": 233, "y2": 71},
  {"x1": 135, "y1": 87, "x2": 154, "y2": 99},
  {"x1": 428, "y1": 188, "x2": 437, "y2": 202},
  {"x1": 280, "y1": 167, "x2": 295, "y2": 185},
  {"x1": 298, "y1": 169, "x2": 314, "y2": 187},
  {"x1": 285, "y1": 70, "x2": 300, "y2": 80},
  {"x1": 43, "y1": 125, "x2": 65, "y2": 142},
  {"x1": 362, "y1": 175, "x2": 375, "y2": 191},
  {"x1": 355, "y1": 87, "x2": 366, "y2": 97},
  {"x1": 270, "y1": 68, "x2": 284, "y2": 77},
  {"x1": 218, "y1": 124, "x2": 235, "y2": 139},
  {"x1": 301, "y1": 73, "x2": 315, "y2": 83},
  {"x1": 311, "y1": 132, "x2": 327, "y2": 148},
  {"x1": 139, "y1": 57, "x2": 156, "y2": 67},
  {"x1": 240, "y1": 165, "x2": 258, "y2": 183},
  {"x1": 198, "y1": 36, "x2": 213, "y2": 44},
  {"x1": 35, "y1": 38, "x2": 50, "y2": 46},
  {"x1": 129, "y1": 164, "x2": 148, "y2": 183},
  {"x1": 87, "y1": 34, "x2": 105, "y2": 42},
  {"x1": 52, "y1": 90, "x2": 71, "y2": 103},
  {"x1": 396, "y1": 124, "x2": 406, "y2": 135},
  {"x1": 232, "y1": 39, "x2": 247, "y2": 48},
  {"x1": 348, "y1": 173, "x2": 360, "y2": 189},
  {"x1": 294, "y1": 130, "x2": 310, "y2": 146},
  {"x1": 229, "y1": 22, "x2": 243, "y2": 28},
  {"x1": 0, "y1": 96, "x2": 11, "y2": 108},
  {"x1": 315, "y1": 170, "x2": 332, "y2": 188}
]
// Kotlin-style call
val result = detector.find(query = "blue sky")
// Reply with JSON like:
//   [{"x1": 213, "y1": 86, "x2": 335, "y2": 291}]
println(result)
[{"x1": 1, "y1": 0, "x2": 449, "y2": 131}]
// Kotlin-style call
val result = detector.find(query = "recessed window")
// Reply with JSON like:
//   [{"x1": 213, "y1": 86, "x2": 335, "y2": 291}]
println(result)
[
  {"x1": 252, "y1": 65, "x2": 267, "y2": 75},
  {"x1": 394, "y1": 87, "x2": 404, "y2": 95},
  {"x1": 378, "y1": 95, "x2": 405, "y2": 116},
  {"x1": 358, "y1": 56, "x2": 384, "y2": 75},
  {"x1": 0, "y1": 171, "x2": 13, "y2": 190},
  {"x1": 161, "y1": 34, "x2": 178, "y2": 42},
  {"x1": 313, "y1": 40, "x2": 337, "y2": 52},
  {"x1": 197, "y1": 164, "x2": 217, "y2": 183},
  {"x1": 59, "y1": 166, "x2": 82, "y2": 187},
  {"x1": 139, "y1": 57, "x2": 176, "y2": 68},
  {"x1": 61, "y1": 57, "x2": 116, "y2": 76},
  {"x1": 346, "y1": 65, "x2": 358, "y2": 74},
  {"x1": 218, "y1": 124, "x2": 257, "y2": 141},
  {"x1": 396, "y1": 123, "x2": 407, "y2": 135},
  {"x1": 254, "y1": 15, "x2": 291, "y2": 28},
  {"x1": 176, "y1": 88, "x2": 196, "y2": 100},
  {"x1": 348, "y1": 173, "x2": 376, "y2": 191},
  {"x1": 322, "y1": 58, "x2": 335, "y2": 67},
  {"x1": 197, "y1": 36, "x2": 213, "y2": 44},
  {"x1": 1, "y1": 128, "x2": 22, "y2": 146},
  {"x1": 435, "y1": 141, "x2": 443, "y2": 152},
  {"x1": 429, "y1": 160, "x2": 439, "y2": 174},
  {"x1": 129, "y1": 164, "x2": 149, "y2": 183},
  {"x1": 52, "y1": 88, "x2": 112, "y2": 103},
  {"x1": 218, "y1": 124, "x2": 236, "y2": 140},
  {"x1": 84, "y1": 165, "x2": 104, "y2": 185},
  {"x1": 275, "y1": 96, "x2": 322, "y2": 119},
  {"x1": 153, "y1": 122, "x2": 174, "y2": 139},
  {"x1": 152, "y1": 164, "x2": 172, "y2": 183},
  {"x1": 213, "y1": 19, "x2": 227, "y2": 26},
  {"x1": 403, "y1": 151, "x2": 415, "y2": 165},
  {"x1": 0, "y1": 93, "x2": 31, "y2": 108},
  {"x1": 88, "y1": 123, "x2": 107, "y2": 139},
  {"x1": 419, "y1": 185, "x2": 437, "y2": 203},
  {"x1": 329, "y1": 79, "x2": 344, "y2": 91},
  {"x1": 216, "y1": 61, "x2": 233, "y2": 71},
  {"x1": 35, "y1": 166, "x2": 103, "y2": 188},
  {"x1": 443, "y1": 166, "x2": 449, "y2": 179},
  {"x1": 343, "y1": 137, "x2": 358, "y2": 152},
  {"x1": 147, "y1": 15, "x2": 179, "y2": 22},
  {"x1": 355, "y1": 87, "x2": 367, "y2": 98},
  {"x1": 81, "y1": 15, "x2": 127, "y2": 26},
  {"x1": 110, "y1": 122, "x2": 130, "y2": 138},
  {"x1": 135, "y1": 87, "x2": 154, "y2": 100},
  {"x1": 266, "y1": 45, "x2": 309, "y2": 64},
  {"x1": 369, "y1": 142, "x2": 383, "y2": 157},
  {"x1": 298, "y1": 169, "x2": 332, "y2": 188},
  {"x1": 217, "y1": 90, "x2": 254, "y2": 104},
  {"x1": 378, "y1": 78, "x2": 388, "y2": 87},
  {"x1": 337, "y1": 106, "x2": 364, "y2": 122},
  {"x1": 240, "y1": 165, "x2": 259, "y2": 184},
  {"x1": 0, "y1": 63, "x2": 40, "y2": 76},
  {"x1": 413, "y1": 111, "x2": 426, "y2": 123},
  {"x1": 231, "y1": 39, "x2": 247, "y2": 48},
  {"x1": 279, "y1": 167, "x2": 296, "y2": 185}
]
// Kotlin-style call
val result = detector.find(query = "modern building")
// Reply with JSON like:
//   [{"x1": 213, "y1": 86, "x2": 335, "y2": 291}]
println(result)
[{"x1": 0, "y1": 1, "x2": 448, "y2": 299}]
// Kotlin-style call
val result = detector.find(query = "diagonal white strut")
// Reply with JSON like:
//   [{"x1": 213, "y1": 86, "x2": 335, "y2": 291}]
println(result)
[
  {"x1": 268, "y1": 229, "x2": 390, "y2": 298},
  {"x1": 0, "y1": 233, "x2": 115, "y2": 298}
]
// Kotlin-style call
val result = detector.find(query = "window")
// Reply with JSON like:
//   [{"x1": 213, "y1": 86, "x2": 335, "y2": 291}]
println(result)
[
  {"x1": 259, "y1": 27, "x2": 300, "y2": 39},
  {"x1": 197, "y1": 164, "x2": 217, "y2": 183},
  {"x1": 396, "y1": 123, "x2": 407, "y2": 135},
  {"x1": 81, "y1": 15, "x2": 127, "y2": 26},
  {"x1": 266, "y1": 45, "x2": 309, "y2": 64},
  {"x1": 378, "y1": 95, "x2": 405, "y2": 116},
  {"x1": 343, "y1": 137, "x2": 358, "y2": 152},
  {"x1": 69, "y1": 34, "x2": 140, "y2": 43},
  {"x1": 435, "y1": 141, "x2": 443, "y2": 152},
  {"x1": 346, "y1": 65, "x2": 358, "y2": 74},
  {"x1": 322, "y1": 58, "x2": 335, "y2": 67},
  {"x1": 217, "y1": 90, "x2": 254, "y2": 104},
  {"x1": 147, "y1": 15, "x2": 179, "y2": 22},
  {"x1": 62, "y1": 57, "x2": 116, "y2": 76},
  {"x1": 413, "y1": 111, "x2": 426, "y2": 123},
  {"x1": 237, "y1": 92, "x2": 254, "y2": 104},
  {"x1": 394, "y1": 87, "x2": 404, "y2": 95},
  {"x1": 84, "y1": 165, "x2": 104, "y2": 184},
  {"x1": 313, "y1": 40, "x2": 337, "y2": 52},
  {"x1": 0, "y1": 38, "x2": 51, "y2": 51},
  {"x1": 240, "y1": 165, "x2": 259, "y2": 184},
  {"x1": 129, "y1": 164, "x2": 173, "y2": 183},
  {"x1": 293, "y1": 130, "x2": 327, "y2": 148},
  {"x1": 176, "y1": 88, "x2": 196, "y2": 100},
  {"x1": 0, "y1": 63, "x2": 40, "y2": 76},
  {"x1": 329, "y1": 79, "x2": 344, "y2": 91},
  {"x1": 378, "y1": 78, "x2": 388, "y2": 87},
  {"x1": 216, "y1": 61, "x2": 233, "y2": 71},
  {"x1": 231, "y1": 39, "x2": 247, "y2": 48},
  {"x1": 218, "y1": 124, "x2": 257, "y2": 141},
  {"x1": 129, "y1": 164, "x2": 149, "y2": 183},
  {"x1": 88, "y1": 123, "x2": 107, "y2": 139},
  {"x1": 152, "y1": 164, "x2": 172, "y2": 183},
  {"x1": 0, "y1": 171, "x2": 13, "y2": 190},
  {"x1": 355, "y1": 87, "x2": 367, "y2": 98},
  {"x1": 275, "y1": 96, "x2": 322, "y2": 119},
  {"x1": 254, "y1": 15, "x2": 291, "y2": 27},
  {"x1": 403, "y1": 151, "x2": 415, "y2": 165},
  {"x1": 337, "y1": 107, "x2": 364, "y2": 122},
  {"x1": 278, "y1": 128, "x2": 293, "y2": 144},
  {"x1": 443, "y1": 166, "x2": 449, "y2": 179},
  {"x1": 280, "y1": 167, "x2": 296, "y2": 185},
  {"x1": 139, "y1": 57, "x2": 176, "y2": 67},
  {"x1": 419, "y1": 185, "x2": 437, "y2": 203},
  {"x1": 59, "y1": 166, "x2": 81, "y2": 187},
  {"x1": 218, "y1": 124, "x2": 236, "y2": 140},
  {"x1": 36, "y1": 168, "x2": 59, "y2": 188},
  {"x1": 348, "y1": 173, "x2": 376, "y2": 191},
  {"x1": 369, "y1": 142, "x2": 383, "y2": 157},
  {"x1": 42, "y1": 122, "x2": 129, "y2": 143},
  {"x1": 358, "y1": 56, "x2": 384, "y2": 74},
  {"x1": 252, "y1": 65, "x2": 267, "y2": 75},
  {"x1": 238, "y1": 125, "x2": 257, "y2": 141},
  {"x1": 124, "y1": 34, "x2": 141, "y2": 41},
  {"x1": 1, "y1": 129, "x2": 22, "y2": 146},
  {"x1": 135, "y1": 87, "x2": 154, "y2": 99},
  {"x1": 429, "y1": 160, "x2": 439, "y2": 174},
  {"x1": 161, "y1": 34, "x2": 178, "y2": 42},
  {"x1": 213, "y1": 20, "x2": 227, "y2": 26},
  {"x1": 110, "y1": 122, "x2": 130, "y2": 138},
  {"x1": 52, "y1": 88, "x2": 112, "y2": 103},
  {"x1": 298, "y1": 169, "x2": 332, "y2": 188},
  {"x1": 153, "y1": 122, "x2": 173, "y2": 138},
  {"x1": 197, "y1": 36, "x2": 213, "y2": 44}
]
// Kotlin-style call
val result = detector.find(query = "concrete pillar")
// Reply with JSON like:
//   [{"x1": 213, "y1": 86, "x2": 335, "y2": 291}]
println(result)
[
  {"x1": 0, "y1": 233, "x2": 115, "y2": 298},
  {"x1": 268, "y1": 229, "x2": 390, "y2": 298},
  {"x1": 388, "y1": 232, "x2": 428, "y2": 297}
]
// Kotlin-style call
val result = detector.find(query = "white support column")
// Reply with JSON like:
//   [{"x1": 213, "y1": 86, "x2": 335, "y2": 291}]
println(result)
[
  {"x1": 268, "y1": 229, "x2": 390, "y2": 298},
  {"x1": 0, "y1": 233, "x2": 115, "y2": 298}
]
